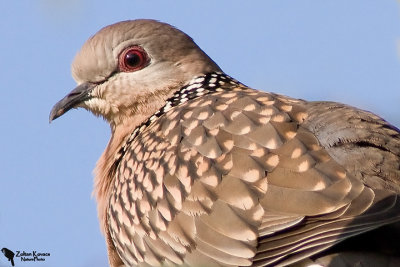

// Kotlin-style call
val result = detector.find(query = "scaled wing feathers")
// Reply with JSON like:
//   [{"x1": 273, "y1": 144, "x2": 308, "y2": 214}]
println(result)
[{"x1": 108, "y1": 80, "x2": 400, "y2": 266}]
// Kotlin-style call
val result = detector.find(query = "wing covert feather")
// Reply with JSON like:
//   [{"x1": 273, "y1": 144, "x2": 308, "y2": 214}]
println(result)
[{"x1": 108, "y1": 86, "x2": 400, "y2": 266}]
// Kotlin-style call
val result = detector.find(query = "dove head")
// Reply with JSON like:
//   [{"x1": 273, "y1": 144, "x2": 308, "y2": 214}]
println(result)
[{"x1": 50, "y1": 19, "x2": 221, "y2": 126}]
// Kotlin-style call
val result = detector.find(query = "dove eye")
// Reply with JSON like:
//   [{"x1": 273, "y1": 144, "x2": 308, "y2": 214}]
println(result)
[{"x1": 119, "y1": 46, "x2": 149, "y2": 72}]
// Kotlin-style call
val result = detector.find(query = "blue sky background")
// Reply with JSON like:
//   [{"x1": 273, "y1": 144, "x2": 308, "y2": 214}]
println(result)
[{"x1": 0, "y1": 1, "x2": 399, "y2": 266}]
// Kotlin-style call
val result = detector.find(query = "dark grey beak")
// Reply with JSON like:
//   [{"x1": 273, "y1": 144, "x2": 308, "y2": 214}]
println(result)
[{"x1": 49, "y1": 82, "x2": 95, "y2": 123}]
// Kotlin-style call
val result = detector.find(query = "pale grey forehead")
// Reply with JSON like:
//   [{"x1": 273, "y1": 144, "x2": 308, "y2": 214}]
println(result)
[{"x1": 71, "y1": 19, "x2": 195, "y2": 83}]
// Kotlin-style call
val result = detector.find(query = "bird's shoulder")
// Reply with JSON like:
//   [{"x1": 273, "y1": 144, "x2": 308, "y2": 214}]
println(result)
[{"x1": 303, "y1": 101, "x2": 400, "y2": 192}]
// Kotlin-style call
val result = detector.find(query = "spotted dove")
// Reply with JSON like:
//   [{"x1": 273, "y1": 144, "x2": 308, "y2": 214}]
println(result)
[{"x1": 50, "y1": 20, "x2": 400, "y2": 267}]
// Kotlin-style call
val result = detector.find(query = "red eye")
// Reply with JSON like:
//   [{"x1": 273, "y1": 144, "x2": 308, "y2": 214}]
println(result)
[{"x1": 119, "y1": 46, "x2": 149, "y2": 72}]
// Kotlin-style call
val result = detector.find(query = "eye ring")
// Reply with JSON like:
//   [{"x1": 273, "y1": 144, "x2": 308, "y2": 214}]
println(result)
[{"x1": 118, "y1": 46, "x2": 149, "y2": 72}]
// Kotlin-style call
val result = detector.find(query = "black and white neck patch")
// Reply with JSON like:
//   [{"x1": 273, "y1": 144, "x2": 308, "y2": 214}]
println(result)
[{"x1": 110, "y1": 71, "x2": 242, "y2": 174}]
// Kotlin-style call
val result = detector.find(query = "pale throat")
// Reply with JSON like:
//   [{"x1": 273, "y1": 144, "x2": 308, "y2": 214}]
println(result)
[{"x1": 106, "y1": 92, "x2": 172, "y2": 157}]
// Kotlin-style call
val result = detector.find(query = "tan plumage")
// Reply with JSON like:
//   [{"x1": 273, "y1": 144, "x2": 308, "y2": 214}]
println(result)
[{"x1": 50, "y1": 20, "x2": 400, "y2": 267}]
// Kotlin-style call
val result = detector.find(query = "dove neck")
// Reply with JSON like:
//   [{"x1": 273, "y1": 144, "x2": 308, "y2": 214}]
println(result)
[{"x1": 93, "y1": 71, "x2": 241, "y2": 234}]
